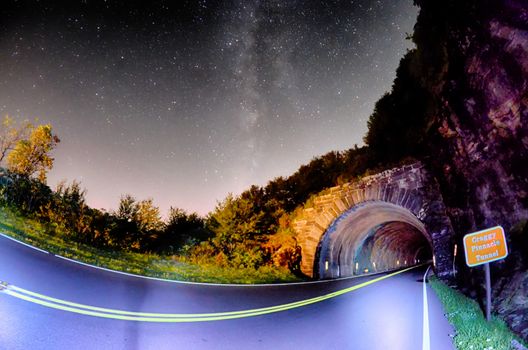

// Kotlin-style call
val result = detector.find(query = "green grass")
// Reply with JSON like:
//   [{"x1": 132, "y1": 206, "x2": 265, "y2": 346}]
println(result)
[
  {"x1": 429, "y1": 275, "x2": 527, "y2": 350},
  {"x1": 0, "y1": 206, "x2": 301, "y2": 284}
]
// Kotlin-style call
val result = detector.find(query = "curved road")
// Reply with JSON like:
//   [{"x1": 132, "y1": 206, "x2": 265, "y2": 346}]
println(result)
[{"x1": 0, "y1": 234, "x2": 454, "y2": 349}]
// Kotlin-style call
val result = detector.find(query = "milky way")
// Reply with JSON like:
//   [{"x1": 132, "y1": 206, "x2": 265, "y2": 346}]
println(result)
[{"x1": 0, "y1": 0, "x2": 417, "y2": 215}]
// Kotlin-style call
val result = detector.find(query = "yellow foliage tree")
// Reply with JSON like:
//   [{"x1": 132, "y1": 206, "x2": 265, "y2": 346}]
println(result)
[
  {"x1": 0, "y1": 115, "x2": 33, "y2": 164},
  {"x1": 6, "y1": 124, "x2": 60, "y2": 183},
  {"x1": 136, "y1": 199, "x2": 164, "y2": 232}
]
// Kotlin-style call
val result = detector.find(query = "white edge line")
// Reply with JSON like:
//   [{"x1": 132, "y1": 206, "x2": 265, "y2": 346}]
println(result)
[
  {"x1": 0, "y1": 232, "x2": 49, "y2": 254},
  {"x1": 422, "y1": 265, "x2": 432, "y2": 350},
  {"x1": 1, "y1": 231, "x2": 423, "y2": 288}
]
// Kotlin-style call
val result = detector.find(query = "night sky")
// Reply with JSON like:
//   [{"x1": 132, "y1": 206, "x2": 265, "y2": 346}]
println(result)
[{"x1": 0, "y1": 1, "x2": 417, "y2": 215}]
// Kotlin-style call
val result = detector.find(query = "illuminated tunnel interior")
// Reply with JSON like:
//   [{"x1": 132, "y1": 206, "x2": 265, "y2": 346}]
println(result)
[{"x1": 315, "y1": 201, "x2": 433, "y2": 279}]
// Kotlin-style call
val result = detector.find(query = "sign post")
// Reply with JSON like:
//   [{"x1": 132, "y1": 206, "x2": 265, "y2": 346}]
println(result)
[
  {"x1": 463, "y1": 226, "x2": 508, "y2": 321},
  {"x1": 484, "y1": 262, "x2": 491, "y2": 321}
]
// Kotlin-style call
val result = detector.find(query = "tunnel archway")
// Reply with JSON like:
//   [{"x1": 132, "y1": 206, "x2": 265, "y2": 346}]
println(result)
[
  {"x1": 315, "y1": 201, "x2": 433, "y2": 279},
  {"x1": 293, "y1": 162, "x2": 455, "y2": 278}
]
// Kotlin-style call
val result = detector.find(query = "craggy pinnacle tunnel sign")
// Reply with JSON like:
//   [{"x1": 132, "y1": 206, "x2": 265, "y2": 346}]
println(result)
[{"x1": 463, "y1": 226, "x2": 508, "y2": 267}]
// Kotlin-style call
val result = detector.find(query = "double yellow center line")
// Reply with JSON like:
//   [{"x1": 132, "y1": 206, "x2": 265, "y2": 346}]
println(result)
[{"x1": 1, "y1": 265, "x2": 419, "y2": 322}]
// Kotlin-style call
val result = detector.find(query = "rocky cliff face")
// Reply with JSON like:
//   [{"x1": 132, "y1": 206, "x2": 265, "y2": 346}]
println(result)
[
  {"x1": 415, "y1": 0, "x2": 528, "y2": 340},
  {"x1": 431, "y1": 6, "x2": 528, "y2": 232}
]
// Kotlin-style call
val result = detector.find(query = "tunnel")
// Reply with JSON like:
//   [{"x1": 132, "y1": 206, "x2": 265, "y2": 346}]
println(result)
[{"x1": 315, "y1": 201, "x2": 433, "y2": 279}]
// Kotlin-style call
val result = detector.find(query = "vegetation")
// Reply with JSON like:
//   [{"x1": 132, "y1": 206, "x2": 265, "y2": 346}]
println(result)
[
  {"x1": 429, "y1": 276, "x2": 526, "y2": 350},
  {"x1": 364, "y1": 51, "x2": 434, "y2": 163},
  {"x1": 4, "y1": 118, "x2": 60, "y2": 182},
  {"x1": 0, "y1": 206, "x2": 298, "y2": 283},
  {"x1": 0, "y1": 115, "x2": 33, "y2": 163}
]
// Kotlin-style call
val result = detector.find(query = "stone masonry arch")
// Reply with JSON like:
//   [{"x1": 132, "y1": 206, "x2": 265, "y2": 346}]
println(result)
[{"x1": 292, "y1": 162, "x2": 455, "y2": 279}]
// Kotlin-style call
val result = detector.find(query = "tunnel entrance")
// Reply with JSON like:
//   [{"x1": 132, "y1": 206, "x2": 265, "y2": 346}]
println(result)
[
  {"x1": 315, "y1": 201, "x2": 433, "y2": 279},
  {"x1": 294, "y1": 162, "x2": 455, "y2": 279}
]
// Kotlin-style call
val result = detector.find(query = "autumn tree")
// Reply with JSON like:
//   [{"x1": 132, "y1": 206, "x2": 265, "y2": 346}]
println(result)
[
  {"x1": 0, "y1": 115, "x2": 33, "y2": 164},
  {"x1": 136, "y1": 198, "x2": 164, "y2": 232},
  {"x1": 7, "y1": 124, "x2": 60, "y2": 182}
]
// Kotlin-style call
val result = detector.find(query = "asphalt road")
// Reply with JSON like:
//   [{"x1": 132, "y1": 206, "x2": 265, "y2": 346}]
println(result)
[{"x1": 0, "y1": 234, "x2": 454, "y2": 350}]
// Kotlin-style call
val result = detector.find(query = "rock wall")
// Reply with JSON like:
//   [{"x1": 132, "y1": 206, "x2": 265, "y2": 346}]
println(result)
[
  {"x1": 414, "y1": 0, "x2": 528, "y2": 340},
  {"x1": 429, "y1": 4, "x2": 528, "y2": 236}
]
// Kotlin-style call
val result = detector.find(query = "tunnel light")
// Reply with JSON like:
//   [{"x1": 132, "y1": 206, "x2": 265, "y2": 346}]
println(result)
[
  {"x1": 433, "y1": 255, "x2": 436, "y2": 267},
  {"x1": 454, "y1": 244, "x2": 458, "y2": 257},
  {"x1": 355, "y1": 262, "x2": 359, "y2": 272},
  {"x1": 363, "y1": 268, "x2": 369, "y2": 273},
  {"x1": 373, "y1": 262, "x2": 376, "y2": 269},
  {"x1": 404, "y1": 260, "x2": 407, "y2": 265},
  {"x1": 396, "y1": 260, "x2": 400, "y2": 266},
  {"x1": 325, "y1": 261, "x2": 329, "y2": 271}
]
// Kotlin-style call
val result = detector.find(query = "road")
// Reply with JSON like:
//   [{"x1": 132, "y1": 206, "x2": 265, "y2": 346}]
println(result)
[{"x1": 0, "y1": 233, "x2": 454, "y2": 350}]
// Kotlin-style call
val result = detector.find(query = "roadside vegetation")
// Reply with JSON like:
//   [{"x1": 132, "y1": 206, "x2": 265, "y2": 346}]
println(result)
[
  {"x1": 0, "y1": 205, "x2": 298, "y2": 284},
  {"x1": 429, "y1": 276, "x2": 527, "y2": 350}
]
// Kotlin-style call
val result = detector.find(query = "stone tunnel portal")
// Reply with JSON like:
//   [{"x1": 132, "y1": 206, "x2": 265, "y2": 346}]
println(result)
[{"x1": 315, "y1": 201, "x2": 433, "y2": 279}]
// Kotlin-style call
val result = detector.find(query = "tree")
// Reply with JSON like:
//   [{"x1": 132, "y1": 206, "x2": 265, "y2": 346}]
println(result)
[
  {"x1": 116, "y1": 194, "x2": 138, "y2": 222},
  {"x1": 112, "y1": 195, "x2": 140, "y2": 249},
  {"x1": 135, "y1": 198, "x2": 164, "y2": 232},
  {"x1": 363, "y1": 50, "x2": 431, "y2": 163},
  {"x1": 0, "y1": 115, "x2": 32, "y2": 164},
  {"x1": 37, "y1": 180, "x2": 92, "y2": 239},
  {"x1": 158, "y1": 207, "x2": 209, "y2": 253},
  {"x1": 56, "y1": 180, "x2": 91, "y2": 237},
  {"x1": 3, "y1": 171, "x2": 53, "y2": 213},
  {"x1": 205, "y1": 194, "x2": 267, "y2": 268},
  {"x1": 113, "y1": 195, "x2": 163, "y2": 251},
  {"x1": 7, "y1": 124, "x2": 60, "y2": 182}
]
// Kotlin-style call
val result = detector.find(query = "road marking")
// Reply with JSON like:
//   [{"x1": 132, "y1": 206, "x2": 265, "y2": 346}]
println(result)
[
  {"x1": 0, "y1": 232, "x2": 412, "y2": 287},
  {"x1": 0, "y1": 232, "x2": 49, "y2": 254},
  {"x1": 422, "y1": 265, "x2": 432, "y2": 350},
  {"x1": 0, "y1": 265, "x2": 421, "y2": 322}
]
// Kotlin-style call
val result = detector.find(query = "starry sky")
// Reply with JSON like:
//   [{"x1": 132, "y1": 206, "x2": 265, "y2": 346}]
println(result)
[{"x1": 0, "y1": 0, "x2": 417, "y2": 216}]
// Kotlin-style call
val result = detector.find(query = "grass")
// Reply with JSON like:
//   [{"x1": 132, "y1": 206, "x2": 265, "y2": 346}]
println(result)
[
  {"x1": 429, "y1": 275, "x2": 527, "y2": 350},
  {"x1": 0, "y1": 206, "x2": 301, "y2": 284}
]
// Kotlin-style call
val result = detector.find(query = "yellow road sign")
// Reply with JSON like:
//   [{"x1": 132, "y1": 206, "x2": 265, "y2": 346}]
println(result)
[{"x1": 463, "y1": 226, "x2": 508, "y2": 267}]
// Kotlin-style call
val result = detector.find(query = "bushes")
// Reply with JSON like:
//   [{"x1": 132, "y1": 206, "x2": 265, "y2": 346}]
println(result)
[
  {"x1": 0, "y1": 171, "x2": 211, "y2": 254},
  {"x1": 2, "y1": 171, "x2": 53, "y2": 213},
  {"x1": 0, "y1": 206, "x2": 299, "y2": 283}
]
